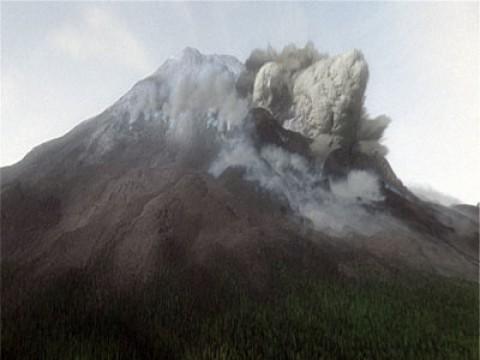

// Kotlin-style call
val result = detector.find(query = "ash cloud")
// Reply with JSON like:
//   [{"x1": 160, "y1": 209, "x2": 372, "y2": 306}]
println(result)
[
  {"x1": 211, "y1": 43, "x2": 398, "y2": 235},
  {"x1": 120, "y1": 44, "x2": 399, "y2": 236},
  {"x1": 238, "y1": 43, "x2": 391, "y2": 159},
  {"x1": 236, "y1": 42, "x2": 323, "y2": 99}
]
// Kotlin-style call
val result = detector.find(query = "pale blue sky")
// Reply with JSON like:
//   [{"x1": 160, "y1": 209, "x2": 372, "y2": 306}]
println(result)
[{"x1": 1, "y1": 1, "x2": 478, "y2": 204}]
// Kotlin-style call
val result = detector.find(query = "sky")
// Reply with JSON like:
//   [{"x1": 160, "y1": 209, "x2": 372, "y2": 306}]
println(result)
[{"x1": 1, "y1": 1, "x2": 478, "y2": 204}]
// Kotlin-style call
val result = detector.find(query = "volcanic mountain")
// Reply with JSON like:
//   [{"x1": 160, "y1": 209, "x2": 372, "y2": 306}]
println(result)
[{"x1": 1, "y1": 46, "x2": 478, "y2": 359}]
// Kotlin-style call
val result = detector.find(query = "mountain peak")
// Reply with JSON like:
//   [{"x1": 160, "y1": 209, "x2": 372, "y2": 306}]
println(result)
[{"x1": 179, "y1": 46, "x2": 203, "y2": 62}]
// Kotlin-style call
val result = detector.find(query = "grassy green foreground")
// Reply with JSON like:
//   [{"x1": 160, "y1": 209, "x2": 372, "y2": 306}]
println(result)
[{"x1": 2, "y1": 269, "x2": 478, "y2": 359}]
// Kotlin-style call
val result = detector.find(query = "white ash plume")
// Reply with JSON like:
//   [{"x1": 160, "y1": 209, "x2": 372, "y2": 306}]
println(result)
[{"x1": 241, "y1": 44, "x2": 390, "y2": 159}]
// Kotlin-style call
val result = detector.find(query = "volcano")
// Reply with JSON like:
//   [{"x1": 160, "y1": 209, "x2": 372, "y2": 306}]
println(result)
[{"x1": 1, "y1": 46, "x2": 478, "y2": 359}]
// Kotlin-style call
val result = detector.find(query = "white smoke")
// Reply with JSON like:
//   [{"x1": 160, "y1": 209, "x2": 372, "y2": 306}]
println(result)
[
  {"x1": 134, "y1": 46, "x2": 394, "y2": 236},
  {"x1": 210, "y1": 135, "x2": 388, "y2": 236},
  {"x1": 116, "y1": 46, "x2": 395, "y2": 236},
  {"x1": 245, "y1": 44, "x2": 390, "y2": 160},
  {"x1": 210, "y1": 44, "x2": 400, "y2": 236},
  {"x1": 330, "y1": 171, "x2": 384, "y2": 202},
  {"x1": 252, "y1": 62, "x2": 291, "y2": 118},
  {"x1": 163, "y1": 62, "x2": 248, "y2": 144},
  {"x1": 115, "y1": 47, "x2": 248, "y2": 146},
  {"x1": 283, "y1": 50, "x2": 369, "y2": 141},
  {"x1": 355, "y1": 114, "x2": 391, "y2": 156},
  {"x1": 236, "y1": 42, "x2": 323, "y2": 97}
]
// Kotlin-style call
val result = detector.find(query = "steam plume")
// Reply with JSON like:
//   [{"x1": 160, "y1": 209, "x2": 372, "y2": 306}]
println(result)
[{"x1": 118, "y1": 45, "x2": 397, "y2": 236}]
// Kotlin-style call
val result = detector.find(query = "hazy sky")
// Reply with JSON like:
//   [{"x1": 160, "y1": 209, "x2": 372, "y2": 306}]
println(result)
[{"x1": 1, "y1": 2, "x2": 478, "y2": 204}]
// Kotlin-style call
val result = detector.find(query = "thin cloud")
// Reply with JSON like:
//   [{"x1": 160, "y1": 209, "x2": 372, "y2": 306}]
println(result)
[
  {"x1": 48, "y1": 6, "x2": 153, "y2": 75},
  {"x1": 409, "y1": 183, "x2": 462, "y2": 207}
]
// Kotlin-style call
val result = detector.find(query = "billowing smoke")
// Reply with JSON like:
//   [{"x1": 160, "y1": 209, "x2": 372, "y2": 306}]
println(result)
[
  {"x1": 218, "y1": 44, "x2": 394, "y2": 235},
  {"x1": 242, "y1": 44, "x2": 391, "y2": 158},
  {"x1": 210, "y1": 137, "x2": 389, "y2": 236},
  {"x1": 236, "y1": 42, "x2": 323, "y2": 99},
  {"x1": 118, "y1": 45, "x2": 396, "y2": 235}
]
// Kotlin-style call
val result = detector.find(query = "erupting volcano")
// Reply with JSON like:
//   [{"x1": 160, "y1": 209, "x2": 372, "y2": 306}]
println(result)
[{"x1": 2, "y1": 45, "x2": 478, "y2": 359}]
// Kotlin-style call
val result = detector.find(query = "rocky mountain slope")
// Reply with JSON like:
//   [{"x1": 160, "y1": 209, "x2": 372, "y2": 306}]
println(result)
[
  {"x1": 1, "y1": 47, "x2": 478, "y2": 305},
  {"x1": 2, "y1": 45, "x2": 479, "y2": 360}
]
